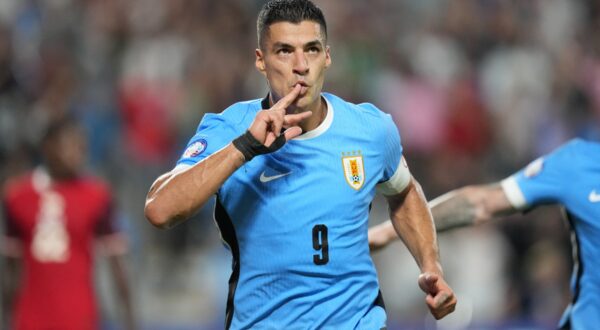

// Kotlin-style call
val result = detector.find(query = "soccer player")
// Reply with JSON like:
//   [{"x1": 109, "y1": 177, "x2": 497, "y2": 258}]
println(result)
[
  {"x1": 368, "y1": 138, "x2": 600, "y2": 329},
  {"x1": 144, "y1": 0, "x2": 456, "y2": 328},
  {"x1": 1, "y1": 119, "x2": 135, "y2": 330}
]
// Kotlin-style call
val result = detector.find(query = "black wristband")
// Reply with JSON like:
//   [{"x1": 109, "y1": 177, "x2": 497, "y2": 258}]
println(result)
[{"x1": 232, "y1": 130, "x2": 286, "y2": 161}]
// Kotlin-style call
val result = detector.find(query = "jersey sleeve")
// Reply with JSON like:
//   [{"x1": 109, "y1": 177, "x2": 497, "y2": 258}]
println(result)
[
  {"x1": 501, "y1": 141, "x2": 575, "y2": 209},
  {"x1": 375, "y1": 112, "x2": 411, "y2": 196},
  {"x1": 175, "y1": 113, "x2": 241, "y2": 171}
]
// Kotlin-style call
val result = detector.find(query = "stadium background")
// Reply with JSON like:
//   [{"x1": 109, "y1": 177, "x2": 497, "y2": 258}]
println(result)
[{"x1": 0, "y1": 0, "x2": 599, "y2": 329}]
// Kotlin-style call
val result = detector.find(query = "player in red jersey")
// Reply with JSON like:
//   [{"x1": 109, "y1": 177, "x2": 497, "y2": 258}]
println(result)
[{"x1": 1, "y1": 119, "x2": 135, "y2": 330}]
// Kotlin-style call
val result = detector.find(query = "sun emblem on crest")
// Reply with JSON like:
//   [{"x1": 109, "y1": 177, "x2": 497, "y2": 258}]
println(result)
[{"x1": 341, "y1": 150, "x2": 365, "y2": 190}]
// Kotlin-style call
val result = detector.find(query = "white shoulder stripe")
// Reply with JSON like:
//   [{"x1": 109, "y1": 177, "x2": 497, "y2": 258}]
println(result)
[
  {"x1": 376, "y1": 157, "x2": 411, "y2": 196},
  {"x1": 500, "y1": 176, "x2": 528, "y2": 209}
]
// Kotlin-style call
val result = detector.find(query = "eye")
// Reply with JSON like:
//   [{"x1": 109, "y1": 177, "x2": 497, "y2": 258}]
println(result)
[
  {"x1": 307, "y1": 46, "x2": 320, "y2": 54},
  {"x1": 277, "y1": 48, "x2": 292, "y2": 55}
]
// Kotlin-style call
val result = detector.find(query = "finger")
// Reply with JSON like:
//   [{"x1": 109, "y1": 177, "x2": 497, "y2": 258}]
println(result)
[
  {"x1": 264, "y1": 131, "x2": 277, "y2": 147},
  {"x1": 283, "y1": 126, "x2": 303, "y2": 141},
  {"x1": 283, "y1": 111, "x2": 312, "y2": 128},
  {"x1": 427, "y1": 291, "x2": 457, "y2": 320},
  {"x1": 418, "y1": 273, "x2": 439, "y2": 295},
  {"x1": 272, "y1": 84, "x2": 302, "y2": 112},
  {"x1": 432, "y1": 291, "x2": 449, "y2": 309},
  {"x1": 269, "y1": 111, "x2": 284, "y2": 137},
  {"x1": 432, "y1": 303, "x2": 456, "y2": 320},
  {"x1": 425, "y1": 294, "x2": 435, "y2": 308}
]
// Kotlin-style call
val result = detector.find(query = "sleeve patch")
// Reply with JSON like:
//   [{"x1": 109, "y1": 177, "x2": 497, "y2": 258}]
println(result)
[
  {"x1": 182, "y1": 139, "x2": 208, "y2": 158},
  {"x1": 524, "y1": 157, "x2": 544, "y2": 178}
]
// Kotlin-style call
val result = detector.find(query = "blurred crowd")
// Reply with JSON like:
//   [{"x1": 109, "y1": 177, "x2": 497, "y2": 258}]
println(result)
[{"x1": 1, "y1": 0, "x2": 599, "y2": 329}]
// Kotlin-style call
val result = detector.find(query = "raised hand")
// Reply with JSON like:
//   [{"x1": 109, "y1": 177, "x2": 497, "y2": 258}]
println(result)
[
  {"x1": 418, "y1": 272, "x2": 457, "y2": 320},
  {"x1": 248, "y1": 84, "x2": 312, "y2": 147}
]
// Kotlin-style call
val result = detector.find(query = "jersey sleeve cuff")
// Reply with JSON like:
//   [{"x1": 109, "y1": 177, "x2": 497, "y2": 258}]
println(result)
[
  {"x1": 376, "y1": 157, "x2": 411, "y2": 196},
  {"x1": 500, "y1": 176, "x2": 528, "y2": 210}
]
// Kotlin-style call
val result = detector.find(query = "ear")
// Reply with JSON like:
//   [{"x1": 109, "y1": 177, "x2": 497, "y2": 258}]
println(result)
[
  {"x1": 324, "y1": 45, "x2": 332, "y2": 69},
  {"x1": 255, "y1": 49, "x2": 266, "y2": 76}
]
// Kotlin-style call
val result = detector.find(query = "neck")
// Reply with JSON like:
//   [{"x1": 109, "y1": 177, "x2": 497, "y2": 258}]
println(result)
[{"x1": 285, "y1": 96, "x2": 326, "y2": 134}]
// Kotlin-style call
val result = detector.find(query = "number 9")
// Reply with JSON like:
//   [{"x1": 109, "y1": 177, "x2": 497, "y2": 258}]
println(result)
[{"x1": 312, "y1": 224, "x2": 329, "y2": 265}]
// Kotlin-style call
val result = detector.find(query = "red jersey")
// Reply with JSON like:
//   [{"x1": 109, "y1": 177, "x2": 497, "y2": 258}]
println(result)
[{"x1": 2, "y1": 168, "x2": 123, "y2": 330}]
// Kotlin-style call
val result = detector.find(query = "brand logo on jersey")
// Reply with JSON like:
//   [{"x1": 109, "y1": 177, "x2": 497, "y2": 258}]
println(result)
[
  {"x1": 342, "y1": 151, "x2": 365, "y2": 190},
  {"x1": 524, "y1": 157, "x2": 544, "y2": 178},
  {"x1": 589, "y1": 190, "x2": 600, "y2": 203},
  {"x1": 259, "y1": 171, "x2": 291, "y2": 183},
  {"x1": 183, "y1": 139, "x2": 207, "y2": 158}
]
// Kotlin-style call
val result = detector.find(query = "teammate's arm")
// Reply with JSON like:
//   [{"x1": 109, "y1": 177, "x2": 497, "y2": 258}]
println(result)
[
  {"x1": 107, "y1": 254, "x2": 136, "y2": 330},
  {"x1": 144, "y1": 84, "x2": 310, "y2": 229},
  {"x1": 386, "y1": 177, "x2": 456, "y2": 320},
  {"x1": 431, "y1": 183, "x2": 515, "y2": 230},
  {"x1": 370, "y1": 182, "x2": 516, "y2": 251}
]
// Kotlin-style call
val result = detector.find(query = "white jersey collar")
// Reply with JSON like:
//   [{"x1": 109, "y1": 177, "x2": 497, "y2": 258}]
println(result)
[{"x1": 294, "y1": 95, "x2": 333, "y2": 141}]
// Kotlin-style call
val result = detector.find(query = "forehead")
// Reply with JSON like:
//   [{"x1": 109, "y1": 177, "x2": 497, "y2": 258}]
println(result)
[{"x1": 265, "y1": 20, "x2": 325, "y2": 46}]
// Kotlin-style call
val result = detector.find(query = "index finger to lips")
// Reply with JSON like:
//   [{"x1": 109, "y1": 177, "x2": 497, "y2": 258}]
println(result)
[{"x1": 273, "y1": 84, "x2": 301, "y2": 111}]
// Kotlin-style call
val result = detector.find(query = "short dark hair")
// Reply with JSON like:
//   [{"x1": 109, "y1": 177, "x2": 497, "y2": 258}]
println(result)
[
  {"x1": 257, "y1": 0, "x2": 327, "y2": 49},
  {"x1": 42, "y1": 117, "x2": 81, "y2": 143}
]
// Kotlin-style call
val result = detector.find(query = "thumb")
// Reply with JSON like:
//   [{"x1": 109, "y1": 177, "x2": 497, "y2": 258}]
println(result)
[{"x1": 418, "y1": 273, "x2": 439, "y2": 295}]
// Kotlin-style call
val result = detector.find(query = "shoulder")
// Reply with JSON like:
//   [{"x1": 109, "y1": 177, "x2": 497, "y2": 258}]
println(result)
[
  {"x1": 324, "y1": 93, "x2": 393, "y2": 125},
  {"x1": 199, "y1": 99, "x2": 262, "y2": 130},
  {"x1": 538, "y1": 138, "x2": 591, "y2": 170},
  {"x1": 76, "y1": 175, "x2": 113, "y2": 201},
  {"x1": 559, "y1": 138, "x2": 600, "y2": 155},
  {"x1": 3, "y1": 173, "x2": 34, "y2": 202},
  {"x1": 549, "y1": 138, "x2": 597, "y2": 157}
]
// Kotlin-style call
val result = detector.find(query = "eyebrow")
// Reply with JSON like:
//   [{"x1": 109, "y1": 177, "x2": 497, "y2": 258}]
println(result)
[
  {"x1": 272, "y1": 39, "x2": 323, "y2": 50},
  {"x1": 304, "y1": 40, "x2": 323, "y2": 49}
]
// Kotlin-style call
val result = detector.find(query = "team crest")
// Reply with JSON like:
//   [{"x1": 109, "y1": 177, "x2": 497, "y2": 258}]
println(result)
[{"x1": 342, "y1": 151, "x2": 365, "y2": 190}]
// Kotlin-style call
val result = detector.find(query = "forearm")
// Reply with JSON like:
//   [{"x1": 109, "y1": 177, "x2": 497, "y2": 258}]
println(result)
[
  {"x1": 430, "y1": 183, "x2": 514, "y2": 232},
  {"x1": 429, "y1": 190, "x2": 478, "y2": 232},
  {"x1": 109, "y1": 255, "x2": 135, "y2": 330},
  {"x1": 145, "y1": 143, "x2": 245, "y2": 228},
  {"x1": 1, "y1": 257, "x2": 20, "y2": 324},
  {"x1": 389, "y1": 180, "x2": 442, "y2": 275}
]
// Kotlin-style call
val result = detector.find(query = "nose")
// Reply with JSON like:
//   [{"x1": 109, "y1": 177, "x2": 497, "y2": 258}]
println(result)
[{"x1": 293, "y1": 50, "x2": 309, "y2": 76}]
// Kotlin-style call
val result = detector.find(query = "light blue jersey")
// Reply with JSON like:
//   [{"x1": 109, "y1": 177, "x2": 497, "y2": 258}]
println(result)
[
  {"x1": 501, "y1": 139, "x2": 600, "y2": 329},
  {"x1": 176, "y1": 93, "x2": 409, "y2": 329}
]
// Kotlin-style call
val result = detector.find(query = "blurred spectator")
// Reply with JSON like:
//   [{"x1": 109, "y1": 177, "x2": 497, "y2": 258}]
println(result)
[
  {"x1": 1, "y1": 118, "x2": 135, "y2": 330},
  {"x1": 1, "y1": 0, "x2": 599, "y2": 328}
]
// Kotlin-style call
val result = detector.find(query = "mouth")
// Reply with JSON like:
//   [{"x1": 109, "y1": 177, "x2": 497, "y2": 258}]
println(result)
[{"x1": 293, "y1": 81, "x2": 309, "y2": 96}]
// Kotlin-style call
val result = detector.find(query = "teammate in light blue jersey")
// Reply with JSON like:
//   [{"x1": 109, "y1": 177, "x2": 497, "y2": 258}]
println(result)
[
  {"x1": 144, "y1": 0, "x2": 456, "y2": 328},
  {"x1": 369, "y1": 138, "x2": 600, "y2": 329}
]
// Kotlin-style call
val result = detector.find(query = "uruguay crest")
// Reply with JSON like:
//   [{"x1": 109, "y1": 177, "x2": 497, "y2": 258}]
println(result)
[{"x1": 342, "y1": 151, "x2": 365, "y2": 190}]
